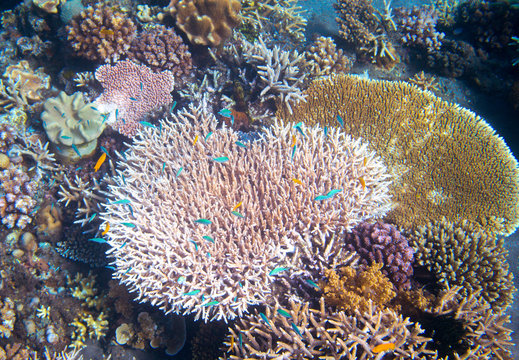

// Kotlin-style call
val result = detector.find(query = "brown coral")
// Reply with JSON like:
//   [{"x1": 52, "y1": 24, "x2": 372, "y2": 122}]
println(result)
[
  {"x1": 305, "y1": 36, "x2": 353, "y2": 76},
  {"x1": 276, "y1": 74, "x2": 519, "y2": 236},
  {"x1": 168, "y1": 0, "x2": 241, "y2": 46},
  {"x1": 128, "y1": 25, "x2": 192, "y2": 77},
  {"x1": 407, "y1": 218, "x2": 516, "y2": 311},
  {"x1": 66, "y1": 4, "x2": 137, "y2": 62}
]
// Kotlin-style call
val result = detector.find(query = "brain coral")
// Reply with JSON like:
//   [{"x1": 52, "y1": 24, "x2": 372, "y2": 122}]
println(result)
[
  {"x1": 101, "y1": 100, "x2": 392, "y2": 322},
  {"x1": 42, "y1": 91, "x2": 106, "y2": 162},
  {"x1": 277, "y1": 74, "x2": 519, "y2": 236},
  {"x1": 168, "y1": 0, "x2": 241, "y2": 46}
]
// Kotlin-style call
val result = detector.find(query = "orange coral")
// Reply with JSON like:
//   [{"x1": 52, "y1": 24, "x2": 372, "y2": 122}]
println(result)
[{"x1": 321, "y1": 263, "x2": 396, "y2": 314}]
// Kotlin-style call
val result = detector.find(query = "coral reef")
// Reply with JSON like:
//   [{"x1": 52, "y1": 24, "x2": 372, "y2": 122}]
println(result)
[
  {"x1": 305, "y1": 36, "x2": 353, "y2": 76},
  {"x1": 277, "y1": 74, "x2": 519, "y2": 236},
  {"x1": 101, "y1": 100, "x2": 392, "y2": 322},
  {"x1": 426, "y1": 39, "x2": 478, "y2": 78},
  {"x1": 94, "y1": 60, "x2": 175, "y2": 137},
  {"x1": 406, "y1": 218, "x2": 515, "y2": 311},
  {"x1": 128, "y1": 25, "x2": 192, "y2": 78},
  {"x1": 223, "y1": 297, "x2": 433, "y2": 359},
  {"x1": 168, "y1": 0, "x2": 241, "y2": 46},
  {"x1": 407, "y1": 71, "x2": 440, "y2": 92},
  {"x1": 66, "y1": 3, "x2": 137, "y2": 62},
  {"x1": 344, "y1": 221, "x2": 414, "y2": 289},
  {"x1": 41, "y1": 92, "x2": 106, "y2": 163},
  {"x1": 396, "y1": 5, "x2": 444, "y2": 53}
]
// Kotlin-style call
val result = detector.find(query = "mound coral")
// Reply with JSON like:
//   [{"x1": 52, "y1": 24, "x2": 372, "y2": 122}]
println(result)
[
  {"x1": 168, "y1": 0, "x2": 241, "y2": 46},
  {"x1": 101, "y1": 100, "x2": 392, "y2": 322},
  {"x1": 407, "y1": 218, "x2": 515, "y2": 311},
  {"x1": 344, "y1": 221, "x2": 414, "y2": 289},
  {"x1": 41, "y1": 91, "x2": 106, "y2": 162},
  {"x1": 94, "y1": 60, "x2": 175, "y2": 137},
  {"x1": 277, "y1": 74, "x2": 519, "y2": 236},
  {"x1": 223, "y1": 297, "x2": 433, "y2": 359},
  {"x1": 66, "y1": 4, "x2": 137, "y2": 62},
  {"x1": 128, "y1": 25, "x2": 192, "y2": 78}
]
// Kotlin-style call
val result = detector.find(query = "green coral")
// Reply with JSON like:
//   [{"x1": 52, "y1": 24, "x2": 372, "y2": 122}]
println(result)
[{"x1": 41, "y1": 91, "x2": 105, "y2": 163}]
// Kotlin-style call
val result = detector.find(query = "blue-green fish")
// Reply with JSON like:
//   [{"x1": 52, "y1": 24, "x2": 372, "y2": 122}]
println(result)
[
  {"x1": 177, "y1": 276, "x2": 186, "y2": 283},
  {"x1": 219, "y1": 108, "x2": 232, "y2": 117},
  {"x1": 129, "y1": 97, "x2": 138, "y2": 101},
  {"x1": 184, "y1": 289, "x2": 201, "y2": 296},
  {"x1": 194, "y1": 219, "x2": 212, "y2": 225},
  {"x1": 337, "y1": 114, "x2": 344, "y2": 128},
  {"x1": 202, "y1": 235, "x2": 214, "y2": 243},
  {"x1": 259, "y1": 312, "x2": 271, "y2": 327},
  {"x1": 203, "y1": 300, "x2": 219, "y2": 307},
  {"x1": 139, "y1": 121, "x2": 155, "y2": 128},
  {"x1": 291, "y1": 322, "x2": 303, "y2": 337},
  {"x1": 324, "y1": 126, "x2": 328, "y2": 137},
  {"x1": 277, "y1": 309, "x2": 292, "y2": 318},
  {"x1": 231, "y1": 211, "x2": 244, "y2": 218},
  {"x1": 123, "y1": 267, "x2": 132, "y2": 275},
  {"x1": 105, "y1": 265, "x2": 116, "y2": 270},
  {"x1": 119, "y1": 241, "x2": 128, "y2": 249},
  {"x1": 89, "y1": 238, "x2": 107, "y2": 243},
  {"x1": 61, "y1": 135, "x2": 71, "y2": 139},
  {"x1": 205, "y1": 132, "x2": 213, "y2": 141},
  {"x1": 189, "y1": 240, "x2": 198, "y2": 251},
  {"x1": 212, "y1": 157, "x2": 229, "y2": 163},
  {"x1": 305, "y1": 279, "x2": 321, "y2": 290},
  {"x1": 112, "y1": 199, "x2": 131, "y2": 205},
  {"x1": 235, "y1": 141, "x2": 247, "y2": 148},
  {"x1": 100, "y1": 146, "x2": 110, "y2": 156},
  {"x1": 176, "y1": 167, "x2": 183, "y2": 177},
  {"x1": 121, "y1": 222, "x2": 136, "y2": 228},
  {"x1": 291, "y1": 144, "x2": 296, "y2": 160},
  {"x1": 71, "y1": 144, "x2": 81, "y2": 158},
  {"x1": 269, "y1": 267, "x2": 288, "y2": 276},
  {"x1": 162, "y1": 162, "x2": 166, "y2": 174},
  {"x1": 171, "y1": 101, "x2": 177, "y2": 113},
  {"x1": 88, "y1": 213, "x2": 97, "y2": 223}
]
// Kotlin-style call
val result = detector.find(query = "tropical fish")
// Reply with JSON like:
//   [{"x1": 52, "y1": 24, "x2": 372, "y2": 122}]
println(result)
[
  {"x1": 205, "y1": 132, "x2": 213, "y2": 141},
  {"x1": 227, "y1": 335, "x2": 235, "y2": 353},
  {"x1": 189, "y1": 240, "x2": 198, "y2": 250},
  {"x1": 140, "y1": 82, "x2": 143, "y2": 91},
  {"x1": 171, "y1": 101, "x2": 177, "y2": 113},
  {"x1": 295, "y1": 125, "x2": 305, "y2": 138},
  {"x1": 203, "y1": 300, "x2": 219, "y2": 307},
  {"x1": 292, "y1": 178, "x2": 303, "y2": 186},
  {"x1": 193, "y1": 135, "x2": 199, "y2": 146},
  {"x1": 291, "y1": 322, "x2": 302, "y2": 337},
  {"x1": 162, "y1": 162, "x2": 166, "y2": 174},
  {"x1": 363, "y1": 157, "x2": 367, "y2": 167},
  {"x1": 324, "y1": 126, "x2": 328, "y2": 137},
  {"x1": 232, "y1": 202, "x2": 242, "y2": 211},
  {"x1": 291, "y1": 144, "x2": 296, "y2": 160},
  {"x1": 100, "y1": 146, "x2": 110, "y2": 156},
  {"x1": 71, "y1": 144, "x2": 81, "y2": 158},
  {"x1": 372, "y1": 343, "x2": 395, "y2": 354},
  {"x1": 314, "y1": 189, "x2": 342, "y2": 201},
  {"x1": 176, "y1": 167, "x2": 183, "y2": 177},
  {"x1": 127, "y1": 204, "x2": 134, "y2": 216},
  {"x1": 231, "y1": 211, "x2": 244, "y2": 218},
  {"x1": 61, "y1": 135, "x2": 71, "y2": 139},
  {"x1": 105, "y1": 265, "x2": 116, "y2": 270},
  {"x1": 337, "y1": 114, "x2": 344, "y2": 128},
  {"x1": 259, "y1": 312, "x2": 271, "y2": 327},
  {"x1": 129, "y1": 97, "x2": 138, "y2": 101},
  {"x1": 195, "y1": 219, "x2": 212, "y2": 225},
  {"x1": 88, "y1": 213, "x2": 97, "y2": 223},
  {"x1": 305, "y1": 279, "x2": 320, "y2": 290},
  {"x1": 94, "y1": 153, "x2": 107, "y2": 172},
  {"x1": 89, "y1": 238, "x2": 107, "y2": 243},
  {"x1": 358, "y1": 177, "x2": 366, "y2": 190},
  {"x1": 184, "y1": 289, "x2": 201, "y2": 296},
  {"x1": 101, "y1": 223, "x2": 110, "y2": 235},
  {"x1": 202, "y1": 235, "x2": 215, "y2": 243},
  {"x1": 121, "y1": 222, "x2": 136, "y2": 228},
  {"x1": 291, "y1": 135, "x2": 296, "y2": 147},
  {"x1": 277, "y1": 309, "x2": 292, "y2": 318},
  {"x1": 177, "y1": 276, "x2": 186, "y2": 283},
  {"x1": 219, "y1": 108, "x2": 232, "y2": 117},
  {"x1": 212, "y1": 156, "x2": 229, "y2": 163},
  {"x1": 119, "y1": 241, "x2": 128, "y2": 249},
  {"x1": 112, "y1": 199, "x2": 131, "y2": 205},
  {"x1": 139, "y1": 121, "x2": 155, "y2": 128},
  {"x1": 235, "y1": 141, "x2": 247, "y2": 148},
  {"x1": 269, "y1": 267, "x2": 288, "y2": 276}
]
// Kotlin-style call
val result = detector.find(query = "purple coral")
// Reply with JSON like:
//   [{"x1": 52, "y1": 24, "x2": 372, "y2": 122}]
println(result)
[{"x1": 344, "y1": 221, "x2": 414, "y2": 289}]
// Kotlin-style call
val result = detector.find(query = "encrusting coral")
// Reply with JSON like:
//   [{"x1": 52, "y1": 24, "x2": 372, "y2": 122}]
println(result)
[
  {"x1": 344, "y1": 221, "x2": 415, "y2": 290},
  {"x1": 406, "y1": 218, "x2": 516, "y2": 311},
  {"x1": 66, "y1": 3, "x2": 137, "y2": 62},
  {"x1": 277, "y1": 74, "x2": 519, "y2": 236},
  {"x1": 41, "y1": 91, "x2": 106, "y2": 162},
  {"x1": 101, "y1": 99, "x2": 392, "y2": 322},
  {"x1": 168, "y1": 0, "x2": 241, "y2": 46}
]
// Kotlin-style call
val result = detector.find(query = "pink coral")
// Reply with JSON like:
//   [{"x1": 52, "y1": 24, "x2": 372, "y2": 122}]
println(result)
[{"x1": 94, "y1": 61, "x2": 175, "y2": 137}]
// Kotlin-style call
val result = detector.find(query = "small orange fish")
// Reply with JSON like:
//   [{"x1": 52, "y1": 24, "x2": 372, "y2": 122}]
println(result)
[
  {"x1": 291, "y1": 135, "x2": 296, "y2": 147},
  {"x1": 94, "y1": 152, "x2": 107, "y2": 172},
  {"x1": 232, "y1": 202, "x2": 242, "y2": 211},
  {"x1": 193, "y1": 134, "x2": 199, "y2": 146},
  {"x1": 101, "y1": 222, "x2": 110, "y2": 235},
  {"x1": 292, "y1": 178, "x2": 303, "y2": 185},
  {"x1": 372, "y1": 342, "x2": 395, "y2": 354},
  {"x1": 227, "y1": 334, "x2": 235, "y2": 353},
  {"x1": 358, "y1": 177, "x2": 366, "y2": 190},
  {"x1": 100, "y1": 28, "x2": 114, "y2": 36},
  {"x1": 363, "y1": 157, "x2": 367, "y2": 167}
]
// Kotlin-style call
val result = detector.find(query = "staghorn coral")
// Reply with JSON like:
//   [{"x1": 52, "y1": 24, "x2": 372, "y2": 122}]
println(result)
[
  {"x1": 396, "y1": 5, "x2": 445, "y2": 53},
  {"x1": 101, "y1": 100, "x2": 392, "y2": 322},
  {"x1": 406, "y1": 218, "x2": 516, "y2": 311},
  {"x1": 320, "y1": 263, "x2": 396, "y2": 314},
  {"x1": 168, "y1": 0, "x2": 241, "y2": 46},
  {"x1": 277, "y1": 74, "x2": 519, "y2": 236},
  {"x1": 240, "y1": 36, "x2": 307, "y2": 114},
  {"x1": 423, "y1": 286, "x2": 513, "y2": 359},
  {"x1": 223, "y1": 297, "x2": 433, "y2": 359},
  {"x1": 305, "y1": 36, "x2": 353, "y2": 76},
  {"x1": 41, "y1": 92, "x2": 106, "y2": 163},
  {"x1": 408, "y1": 71, "x2": 440, "y2": 92},
  {"x1": 66, "y1": 4, "x2": 136, "y2": 62},
  {"x1": 128, "y1": 25, "x2": 192, "y2": 78},
  {"x1": 94, "y1": 60, "x2": 175, "y2": 137},
  {"x1": 334, "y1": 0, "x2": 399, "y2": 68},
  {"x1": 344, "y1": 221, "x2": 414, "y2": 289}
]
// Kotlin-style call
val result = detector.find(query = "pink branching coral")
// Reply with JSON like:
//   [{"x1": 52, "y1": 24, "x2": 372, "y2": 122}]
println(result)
[
  {"x1": 101, "y1": 100, "x2": 392, "y2": 322},
  {"x1": 94, "y1": 60, "x2": 175, "y2": 137},
  {"x1": 128, "y1": 25, "x2": 193, "y2": 78},
  {"x1": 344, "y1": 221, "x2": 414, "y2": 289}
]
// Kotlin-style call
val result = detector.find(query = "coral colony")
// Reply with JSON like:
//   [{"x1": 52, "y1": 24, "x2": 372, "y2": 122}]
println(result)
[{"x1": 0, "y1": 0, "x2": 518, "y2": 359}]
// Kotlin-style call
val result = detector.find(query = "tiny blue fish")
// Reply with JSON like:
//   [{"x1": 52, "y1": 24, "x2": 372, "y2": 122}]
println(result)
[
  {"x1": 235, "y1": 141, "x2": 247, "y2": 148},
  {"x1": 162, "y1": 162, "x2": 166, "y2": 174},
  {"x1": 195, "y1": 219, "x2": 212, "y2": 225},
  {"x1": 238, "y1": 333, "x2": 243, "y2": 348},
  {"x1": 219, "y1": 108, "x2": 232, "y2": 117},
  {"x1": 87, "y1": 119, "x2": 90, "y2": 127},
  {"x1": 53, "y1": 105, "x2": 60, "y2": 112},
  {"x1": 231, "y1": 211, "x2": 244, "y2": 218},
  {"x1": 291, "y1": 144, "x2": 296, "y2": 160},
  {"x1": 231, "y1": 114, "x2": 235, "y2": 125},
  {"x1": 55, "y1": 145, "x2": 62, "y2": 153},
  {"x1": 129, "y1": 97, "x2": 138, "y2": 101},
  {"x1": 115, "y1": 109, "x2": 119, "y2": 119},
  {"x1": 123, "y1": 267, "x2": 132, "y2": 275},
  {"x1": 90, "y1": 106, "x2": 98, "y2": 111},
  {"x1": 176, "y1": 167, "x2": 183, "y2": 177},
  {"x1": 324, "y1": 126, "x2": 328, "y2": 137},
  {"x1": 205, "y1": 131, "x2": 213, "y2": 141},
  {"x1": 293, "y1": 122, "x2": 303, "y2": 128},
  {"x1": 100, "y1": 146, "x2": 110, "y2": 156},
  {"x1": 171, "y1": 101, "x2": 177, "y2": 113},
  {"x1": 139, "y1": 121, "x2": 155, "y2": 128},
  {"x1": 184, "y1": 289, "x2": 201, "y2": 296},
  {"x1": 259, "y1": 312, "x2": 271, "y2": 328},
  {"x1": 88, "y1": 213, "x2": 97, "y2": 223},
  {"x1": 269, "y1": 267, "x2": 288, "y2": 276},
  {"x1": 89, "y1": 238, "x2": 107, "y2": 243},
  {"x1": 121, "y1": 222, "x2": 136, "y2": 228},
  {"x1": 305, "y1": 279, "x2": 321, "y2": 290},
  {"x1": 119, "y1": 241, "x2": 128, "y2": 249},
  {"x1": 105, "y1": 265, "x2": 116, "y2": 270},
  {"x1": 314, "y1": 195, "x2": 330, "y2": 201},
  {"x1": 61, "y1": 135, "x2": 71, "y2": 139},
  {"x1": 121, "y1": 174, "x2": 126, "y2": 185},
  {"x1": 337, "y1": 114, "x2": 344, "y2": 128},
  {"x1": 291, "y1": 322, "x2": 303, "y2": 337},
  {"x1": 49, "y1": 179, "x2": 55, "y2": 187},
  {"x1": 177, "y1": 276, "x2": 186, "y2": 283},
  {"x1": 127, "y1": 204, "x2": 134, "y2": 216},
  {"x1": 112, "y1": 199, "x2": 131, "y2": 205},
  {"x1": 212, "y1": 157, "x2": 229, "y2": 163},
  {"x1": 189, "y1": 240, "x2": 198, "y2": 251},
  {"x1": 327, "y1": 189, "x2": 342, "y2": 197},
  {"x1": 202, "y1": 235, "x2": 214, "y2": 243},
  {"x1": 277, "y1": 309, "x2": 292, "y2": 318},
  {"x1": 71, "y1": 144, "x2": 81, "y2": 158},
  {"x1": 101, "y1": 114, "x2": 108, "y2": 124},
  {"x1": 203, "y1": 300, "x2": 219, "y2": 307},
  {"x1": 140, "y1": 82, "x2": 143, "y2": 91}
]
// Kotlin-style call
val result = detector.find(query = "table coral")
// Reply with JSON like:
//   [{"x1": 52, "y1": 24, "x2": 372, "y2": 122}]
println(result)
[
  {"x1": 66, "y1": 3, "x2": 136, "y2": 62},
  {"x1": 101, "y1": 99, "x2": 392, "y2": 322},
  {"x1": 277, "y1": 74, "x2": 519, "y2": 236},
  {"x1": 407, "y1": 218, "x2": 515, "y2": 311},
  {"x1": 41, "y1": 91, "x2": 106, "y2": 163},
  {"x1": 168, "y1": 0, "x2": 241, "y2": 46}
]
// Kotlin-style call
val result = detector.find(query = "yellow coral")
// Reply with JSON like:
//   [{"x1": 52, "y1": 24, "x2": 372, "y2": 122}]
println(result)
[
  {"x1": 277, "y1": 74, "x2": 519, "y2": 235},
  {"x1": 321, "y1": 263, "x2": 396, "y2": 314},
  {"x1": 168, "y1": 0, "x2": 241, "y2": 46}
]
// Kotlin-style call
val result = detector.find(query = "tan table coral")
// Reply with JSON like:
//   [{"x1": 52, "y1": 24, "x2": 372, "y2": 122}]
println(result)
[
  {"x1": 168, "y1": 0, "x2": 241, "y2": 46},
  {"x1": 41, "y1": 92, "x2": 106, "y2": 163},
  {"x1": 277, "y1": 74, "x2": 519, "y2": 236}
]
